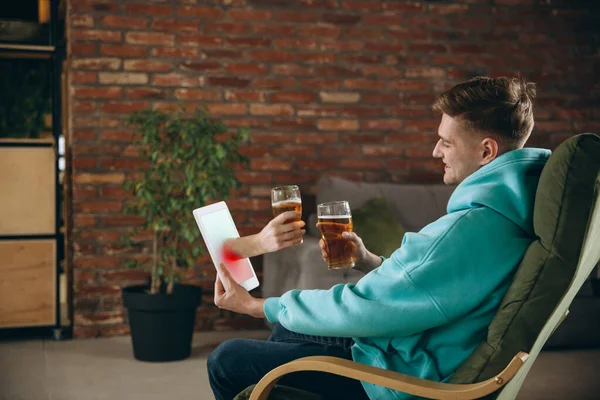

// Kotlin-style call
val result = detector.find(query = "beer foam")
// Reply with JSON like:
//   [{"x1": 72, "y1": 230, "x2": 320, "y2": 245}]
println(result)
[
  {"x1": 318, "y1": 215, "x2": 351, "y2": 219},
  {"x1": 272, "y1": 199, "x2": 301, "y2": 207}
]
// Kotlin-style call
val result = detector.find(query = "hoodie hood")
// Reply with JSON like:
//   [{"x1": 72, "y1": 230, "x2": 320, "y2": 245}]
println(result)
[{"x1": 447, "y1": 148, "x2": 551, "y2": 236}]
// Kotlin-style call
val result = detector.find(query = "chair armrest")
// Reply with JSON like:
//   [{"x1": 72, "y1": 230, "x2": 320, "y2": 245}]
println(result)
[{"x1": 249, "y1": 351, "x2": 529, "y2": 400}]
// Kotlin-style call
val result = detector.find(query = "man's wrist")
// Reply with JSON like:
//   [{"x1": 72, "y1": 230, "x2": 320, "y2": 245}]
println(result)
[{"x1": 248, "y1": 297, "x2": 266, "y2": 319}]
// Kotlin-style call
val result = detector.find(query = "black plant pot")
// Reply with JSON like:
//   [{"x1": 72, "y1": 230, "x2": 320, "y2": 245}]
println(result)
[{"x1": 122, "y1": 284, "x2": 202, "y2": 362}]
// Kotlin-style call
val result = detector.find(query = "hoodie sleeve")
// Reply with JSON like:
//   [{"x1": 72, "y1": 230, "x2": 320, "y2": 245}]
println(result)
[{"x1": 263, "y1": 208, "x2": 529, "y2": 338}]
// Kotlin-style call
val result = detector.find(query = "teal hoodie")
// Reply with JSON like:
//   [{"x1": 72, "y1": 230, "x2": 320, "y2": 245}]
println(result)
[{"x1": 264, "y1": 148, "x2": 551, "y2": 400}]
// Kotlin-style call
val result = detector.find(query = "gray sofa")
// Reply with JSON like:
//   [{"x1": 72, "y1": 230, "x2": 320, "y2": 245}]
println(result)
[
  {"x1": 262, "y1": 175, "x2": 600, "y2": 348},
  {"x1": 262, "y1": 176, "x2": 455, "y2": 297}
]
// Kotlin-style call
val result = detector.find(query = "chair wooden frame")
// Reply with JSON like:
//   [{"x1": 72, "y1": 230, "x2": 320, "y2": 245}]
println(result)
[{"x1": 250, "y1": 185, "x2": 600, "y2": 400}]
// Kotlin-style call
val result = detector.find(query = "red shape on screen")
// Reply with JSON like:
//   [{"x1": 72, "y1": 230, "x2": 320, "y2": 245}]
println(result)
[{"x1": 222, "y1": 244, "x2": 242, "y2": 263}]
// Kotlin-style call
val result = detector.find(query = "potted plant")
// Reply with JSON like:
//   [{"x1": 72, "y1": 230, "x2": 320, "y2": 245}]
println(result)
[{"x1": 121, "y1": 106, "x2": 249, "y2": 362}]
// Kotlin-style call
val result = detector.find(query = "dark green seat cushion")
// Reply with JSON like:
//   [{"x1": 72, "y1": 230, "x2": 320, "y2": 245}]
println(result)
[
  {"x1": 449, "y1": 134, "x2": 600, "y2": 394},
  {"x1": 352, "y1": 198, "x2": 406, "y2": 258},
  {"x1": 235, "y1": 384, "x2": 325, "y2": 400}
]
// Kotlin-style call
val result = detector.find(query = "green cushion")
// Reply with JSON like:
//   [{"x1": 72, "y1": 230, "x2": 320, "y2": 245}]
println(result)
[
  {"x1": 449, "y1": 134, "x2": 600, "y2": 397},
  {"x1": 235, "y1": 384, "x2": 325, "y2": 400},
  {"x1": 352, "y1": 198, "x2": 406, "y2": 258}
]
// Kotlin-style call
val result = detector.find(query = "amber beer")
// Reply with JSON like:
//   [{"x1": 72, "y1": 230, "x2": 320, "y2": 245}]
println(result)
[
  {"x1": 271, "y1": 185, "x2": 302, "y2": 223},
  {"x1": 272, "y1": 200, "x2": 302, "y2": 223},
  {"x1": 317, "y1": 201, "x2": 354, "y2": 269}
]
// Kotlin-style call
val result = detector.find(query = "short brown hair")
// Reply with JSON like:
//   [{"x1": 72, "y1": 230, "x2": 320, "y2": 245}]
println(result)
[{"x1": 432, "y1": 76, "x2": 536, "y2": 149}]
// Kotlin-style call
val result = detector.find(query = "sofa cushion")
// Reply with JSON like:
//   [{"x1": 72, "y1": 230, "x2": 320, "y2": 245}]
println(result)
[
  {"x1": 352, "y1": 197, "x2": 406, "y2": 258},
  {"x1": 449, "y1": 134, "x2": 600, "y2": 392}
]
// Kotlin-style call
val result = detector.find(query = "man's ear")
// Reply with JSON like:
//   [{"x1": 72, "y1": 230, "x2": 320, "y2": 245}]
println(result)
[{"x1": 480, "y1": 137, "x2": 499, "y2": 165}]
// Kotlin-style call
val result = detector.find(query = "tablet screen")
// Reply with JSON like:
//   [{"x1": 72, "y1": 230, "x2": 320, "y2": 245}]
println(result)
[{"x1": 199, "y1": 209, "x2": 254, "y2": 283}]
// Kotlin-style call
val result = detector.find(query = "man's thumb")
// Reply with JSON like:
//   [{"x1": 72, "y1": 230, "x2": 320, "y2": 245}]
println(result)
[{"x1": 216, "y1": 263, "x2": 233, "y2": 290}]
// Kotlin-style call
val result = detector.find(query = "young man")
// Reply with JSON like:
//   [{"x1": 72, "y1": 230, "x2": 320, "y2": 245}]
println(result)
[{"x1": 208, "y1": 76, "x2": 550, "y2": 400}]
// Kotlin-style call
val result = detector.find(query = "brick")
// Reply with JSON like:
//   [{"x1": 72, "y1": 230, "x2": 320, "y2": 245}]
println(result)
[
  {"x1": 152, "y1": 47, "x2": 198, "y2": 58},
  {"x1": 100, "y1": 158, "x2": 149, "y2": 170},
  {"x1": 72, "y1": 116, "x2": 121, "y2": 129},
  {"x1": 318, "y1": 145, "x2": 358, "y2": 157},
  {"x1": 300, "y1": 79, "x2": 341, "y2": 90},
  {"x1": 99, "y1": 44, "x2": 147, "y2": 57},
  {"x1": 125, "y1": 88, "x2": 166, "y2": 100},
  {"x1": 179, "y1": 61, "x2": 221, "y2": 73},
  {"x1": 124, "y1": 60, "x2": 172, "y2": 72},
  {"x1": 73, "y1": 185, "x2": 98, "y2": 199},
  {"x1": 124, "y1": 3, "x2": 173, "y2": 16},
  {"x1": 361, "y1": 66, "x2": 401, "y2": 78},
  {"x1": 365, "y1": 41, "x2": 405, "y2": 53},
  {"x1": 319, "y1": 40, "x2": 362, "y2": 52},
  {"x1": 342, "y1": 107, "x2": 384, "y2": 118},
  {"x1": 152, "y1": 74, "x2": 198, "y2": 87},
  {"x1": 101, "y1": 101, "x2": 148, "y2": 114},
  {"x1": 98, "y1": 215, "x2": 144, "y2": 228},
  {"x1": 388, "y1": 29, "x2": 428, "y2": 41},
  {"x1": 344, "y1": 54, "x2": 384, "y2": 64},
  {"x1": 73, "y1": 214, "x2": 97, "y2": 227},
  {"x1": 99, "y1": 130, "x2": 135, "y2": 142},
  {"x1": 250, "y1": 104, "x2": 294, "y2": 116},
  {"x1": 72, "y1": 72, "x2": 97, "y2": 84},
  {"x1": 72, "y1": 130, "x2": 97, "y2": 141},
  {"x1": 405, "y1": 120, "x2": 440, "y2": 131},
  {"x1": 177, "y1": 33, "x2": 223, "y2": 47},
  {"x1": 225, "y1": 90, "x2": 266, "y2": 102},
  {"x1": 204, "y1": 22, "x2": 249, "y2": 34},
  {"x1": 363, "y1": 119, "x2": 404, "y2": 130},
  {"x1": 342, "y1": 1, "x2": 382, "y2": 11},
  {"x1": 343, "y1": 133, "x2": 385, "y2": 144},
  {"x1": 177, "y1": 5, "x2": 223, "y2": 19},
  {"x1": 271, "y1": 145, "x2": 316, "y2": 157},
  {"x1": 274, "y1": 38, "x2": 318, "y2": 50},
  {"x1": 238, "y1": 145, "x2": 269, "y2": 157},
  {"x1": 225, "y1": 63, "x2": 267, "y2": 75},
  {"x1": 74, "y1": 256, "x2": 121, "y2": 269},
  {"x1": 344, "y1": 79, "x2": 387, "y2": 91},
  {"x1": 102, "y1": 270, "x2": 149, "y2": 282},
  {"x1": 126, "y1": 32, "x2": 174, "y2": 46},
  {"x1": 72, "y1": 157, "x2": 97, "y2": 169},
  {"x1": 72, "y1": 58, "x2": 121, "y2": 70},
  {"x1": 72, "y1": 14, "x2": 94, "y2": 28},
  {"x1": 340, "y1": 159, "x2": 382, "y2": 169},
  {"x1": 449, "y1": 44, "x2": 485, "y2": 54},
  {"x1": 298, "y1": 25, "x2": 341, "y2": 38},
  {"x1": 296, "y1": 106, "x2": 339, "y2": 118},
  {"x1": 252, "y1": 24, "x2": 296, "y2": 36},
  {"x1": 73, "y1": 101, "x2": 97, "y2": 113},
  {"x1": 296, "y1": 52, "x2": 336, "y2": 64},
  {"x1": 272, "y1": 118, "x2": 315, "y2": 130},
  {"x1": 71, "y1": 43, "x2": 96, "y2": 56},
  {"x1": 364, "y1": 15, "x2": 402, "y2": 26},
  {"x1": 227, "y1": 37, "x2": 272, "y2": 48},
  {"x1": 99, "y1": 73, "x2": 148, "y2": 85},
  {"x1": 317, "y1": 119, "x2": 358, "y2": 131},
  {"x1": 228, "y1": 9, "x2": 271, "y2": 21},
  {"x1": 272, "y1": 64, "x2": 315, "y2": 77},
  {"x1": 71, "y1": 1, "x2": 120, "y2": 13},
  {"x1": 73, "y1": 326, "x2": 99, "y2": 339},
  {"x1": 271, "y1": 92, "x2": 315, "y2": 104},
  {"x1": 72, "y1": 143, "x2": 123, "y2": 155},
  {"x1": 251, "y1": 159, "x2": 292, "y2": 171},
  {"x1": 74, "y1": 201, "x2": 122, "y2": 213},
  {"x1": 253, "y1": 78, "x2": 296, "y2": 90},
  {"x1": 175, "y1": 89, "x2": 221, "y2": 101},
  {"x1": 323, "y1": 13, "x2": 361, "y2": 25},
  {"x1": 250, "y1": 50, "x2": 294, "y2": 63},
  {"x1": 207, "y1": 104, "x2": 248, "y2": 116},
  {"x1": 207, "y1": 76, "x2": 250, "y2": 88},
  {"x1": 406, "y1": 67, "x2": 446, "y2": 79},
  {"x1": 71, "y1": 29, "x2": 121, "y2": 42},
  {"x1": 390, "y1": 80, "x2": 430, "y2": 91},
  {"x1": 202, "y1": 49, "x2": 243, "y2": 59},
  {"x1": 345, "y1": 27, "x2": 385, "y2": 40},
  {"x1": 235, "y1": 171, "x2": 272, "y2": 184},
  {"x1": 73, "y1": 86, "x2": 122, "y2": 99},
  {"x1": 319, "y1": 92, "x2": 359, "y2": 104},
  {"x1": 101, "y1": 15, "x2": 148, "y2": 29},
  {"x1": 383, "y1": 2, "x2": 424, "y2": 11},
  {"x1": 100, "y1": 186, "x2": 129, "y2": 198},
  {"x1": 73, "y1": 173, "x2": 125, "y2": 184},
  {"x1": 362, "y1": 145, "x2": 404, "y2": 157},
  {"x1": 251, "y1": 132, "x2": 295, "y2": 144},
  {"x1": 100, "y1": 324, "x2": 130, "y2": 337},
  {"x1": 152, "y1": 19, "x2": 199, "y2": 32},
  {"x1": 295, "y1": 159, "x2": 339, "y2": 170}
]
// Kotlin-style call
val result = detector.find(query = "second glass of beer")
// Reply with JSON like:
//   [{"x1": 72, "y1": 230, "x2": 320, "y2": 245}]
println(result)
[
  {"x1": 271, "y1": 185, "x2": 302, "y2": 222},
  {"x1": 317, "y1": 201, "x2": 354, "y2": 269}
]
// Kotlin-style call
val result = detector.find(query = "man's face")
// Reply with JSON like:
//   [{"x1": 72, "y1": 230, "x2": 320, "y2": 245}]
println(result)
[{"x1": 432, "y1": 114, "x2": 489, "y2": 185}]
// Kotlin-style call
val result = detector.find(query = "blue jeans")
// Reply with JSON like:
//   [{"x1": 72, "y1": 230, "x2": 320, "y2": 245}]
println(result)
[{"x1": 207, "y1": 323, "x2": 370, "y2": 400}]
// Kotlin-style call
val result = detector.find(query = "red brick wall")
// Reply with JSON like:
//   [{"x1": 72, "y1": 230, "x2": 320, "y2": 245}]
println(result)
[{"x1": 66, "y1": 0, "x2": 599, "y2": 338}]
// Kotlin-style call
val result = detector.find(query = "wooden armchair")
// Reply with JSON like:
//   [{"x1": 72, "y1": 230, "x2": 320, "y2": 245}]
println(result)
[{"x1": 246, "y1": 134, "x2": 600, "y2": 400}]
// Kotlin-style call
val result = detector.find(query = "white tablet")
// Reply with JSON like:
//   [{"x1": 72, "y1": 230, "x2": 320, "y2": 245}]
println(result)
[{"x1": 192, "y1": 201, "x2": 259, "y2": 291}]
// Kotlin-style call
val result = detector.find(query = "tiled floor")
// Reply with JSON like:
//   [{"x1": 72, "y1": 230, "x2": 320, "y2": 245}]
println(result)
[{"x1": 0, "y1": 330, "x2": 599, "y2": 400}]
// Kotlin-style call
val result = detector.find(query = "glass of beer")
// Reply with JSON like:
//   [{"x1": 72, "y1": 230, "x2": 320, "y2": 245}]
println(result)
[
  {"x1": 271, "y1": 185, "x2": 302, "y2": 223},
  {"x1": 317, "y1": 201, "x2": 354, "y2": 269}
]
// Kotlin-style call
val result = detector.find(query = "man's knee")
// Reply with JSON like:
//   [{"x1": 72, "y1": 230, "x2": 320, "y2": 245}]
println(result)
[
  {"x1": 268, "y1": 322, "x2": 293, "y2": 342},
  {"x1": 207, "y1": 339, "x2": 246, "y2": 379}
]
